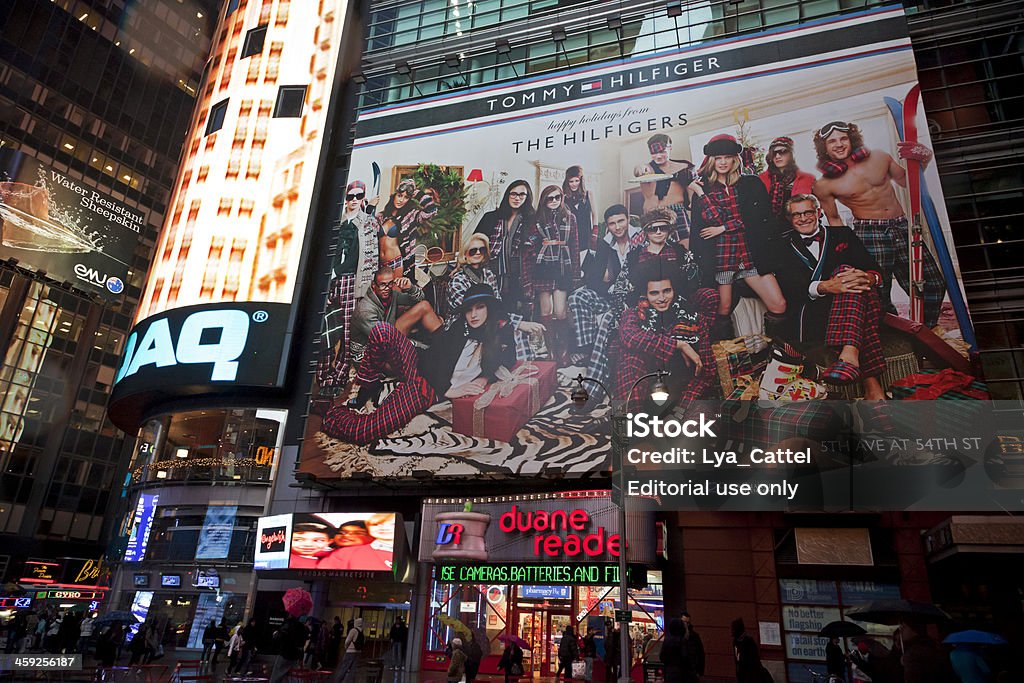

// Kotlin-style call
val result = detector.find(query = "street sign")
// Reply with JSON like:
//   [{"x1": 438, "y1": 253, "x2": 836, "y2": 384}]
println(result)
[{"x1": 615, "y1": 609, "x2": 632, "y2": 623}]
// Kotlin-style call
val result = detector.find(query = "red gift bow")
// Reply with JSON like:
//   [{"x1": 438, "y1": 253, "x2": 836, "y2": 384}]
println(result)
[{"x1": 891, "y1": 368, "x2": 987, "y2": 400}]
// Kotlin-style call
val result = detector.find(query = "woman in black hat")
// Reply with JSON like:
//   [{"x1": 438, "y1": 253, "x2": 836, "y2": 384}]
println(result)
[
  {"x1": 320, "y1": 284, "x2": 517, "y2": 444},
  {"x1": 689, "y1": 134, "x2": 787, "y2": 337}
]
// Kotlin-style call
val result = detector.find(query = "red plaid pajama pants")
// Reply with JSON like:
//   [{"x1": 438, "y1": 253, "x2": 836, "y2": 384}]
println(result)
[
  {"x1": 320, "y1": 323, "x2": 436, "y2": 445},
  {"x1": 825, "y1": 266, "x2": 886, "y2": 377}
]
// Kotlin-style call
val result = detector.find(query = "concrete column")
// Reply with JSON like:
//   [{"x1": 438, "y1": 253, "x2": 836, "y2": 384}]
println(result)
[{"x1": 405, "y1": 562, "x2": 432, "y2": 676}]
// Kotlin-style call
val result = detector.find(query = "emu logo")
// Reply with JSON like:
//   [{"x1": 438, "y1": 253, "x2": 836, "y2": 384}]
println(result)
[
  {"x1": 436, "y1": 523, "x2": 464, "y2": 546},
  {"x1": 115, "y1": 309, "x2": 251, "y2": 384}
]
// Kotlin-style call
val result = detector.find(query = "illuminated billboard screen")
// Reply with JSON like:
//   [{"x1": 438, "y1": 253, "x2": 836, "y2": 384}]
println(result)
[
  {"x1": 254, "y1": 513, "x2": 292, "y2": 570},
  {"x1": 299, "y1": 6, "x2": 990, "y2": 496},
  {"x1": 0, "y1": 149, "x2": 144, "y2": 299},
  {"x1": 109, "y1": 0, "x2": 350, "y2": 429},
  {"x1": 254, "y1": 512, "x2": 399, "y2": 573},
  {"x1": 195, "y1": 505, "x2": 237, "y2": 560},
  {"x1": 123, "y1": 493, "x2": 159, "y2": 563}
]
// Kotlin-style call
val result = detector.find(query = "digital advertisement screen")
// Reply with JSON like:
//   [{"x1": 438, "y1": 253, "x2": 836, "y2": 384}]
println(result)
[
  {"x1": 161, "y1": 574, "x2": 181, "y2": 587},
  {"x1": 186, "y1": 592, "x2": 231, "y2": 649},
  {"x1": 254, "y1": 512, "x2": 399, "y2": 572},
  {"x1": 298, "y1": 5, "x2": 997, "y2": 508},
  {"x1": 254, "y1": 513, "x2": 292, "y2": 570},
  {"x1": 123, "y1": 493, "x2": 159, "y2": 563},
  {"x1": 195, "y1": 505, "x2": 238, "y2": 560},
  {"x1": 0, "y1": 149, "x2": 144, "y2": 299},
  {"x1": 132, "y1": 574, "x2": 149, "y2": 588},
  {"x1": 108, "y1": 0, "x2": 351, "y2": 430},
  {"x1": 127, "y1": 590, "x2": 153, "y2": 642},
  {"x1": 194, "y1": 570, "x2": 220, "y2": 589}
]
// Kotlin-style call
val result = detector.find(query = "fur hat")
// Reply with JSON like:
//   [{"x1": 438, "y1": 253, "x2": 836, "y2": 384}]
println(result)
[
  {"x1": 640, "y1": 207, "x2": 677, "y2": 230},
  {"x1": 768, "y1": 136, "x2": 794, "y2": 153},
  {"x1": 702, "y1": 134, "x2": 742, "y2": 157}
]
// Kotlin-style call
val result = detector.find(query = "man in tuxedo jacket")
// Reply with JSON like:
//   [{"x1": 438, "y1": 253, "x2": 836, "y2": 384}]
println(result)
[{"x1": 774, "y1": 194, "x2": 887, "y2": 400}]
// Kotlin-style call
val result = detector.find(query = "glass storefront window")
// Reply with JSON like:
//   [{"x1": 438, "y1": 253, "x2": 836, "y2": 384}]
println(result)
[
  {"x1": 117, "y1": 590, "x2": 245, "y2": 649},
  {"x1": 780, "y1": 578, "x2": 899, "y2": 683},
  {"x1": 425, "y1": 569, "x2": 664, "y2": 675},
  {"x1": 128, "y1": 408, "x2": 286, "y2": 485}
]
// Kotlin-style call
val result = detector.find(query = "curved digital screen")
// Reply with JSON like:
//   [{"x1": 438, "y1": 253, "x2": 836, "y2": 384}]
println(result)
[
  {"x1": 109, "y1": 0, "x2": 350, "y2": 430},
  {"x1": 108, "y1": 302, "x2": 289, "y2": 428}
]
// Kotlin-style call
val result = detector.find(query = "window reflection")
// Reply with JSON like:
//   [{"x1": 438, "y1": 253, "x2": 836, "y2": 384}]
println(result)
[{"x1": 129, "y1": 408, "x2": 286, "y2": 485}]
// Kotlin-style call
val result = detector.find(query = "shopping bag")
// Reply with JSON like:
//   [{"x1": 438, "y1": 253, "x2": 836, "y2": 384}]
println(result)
[{"x1": 572, "y1": 660, "x2": 587, "y2": 679}]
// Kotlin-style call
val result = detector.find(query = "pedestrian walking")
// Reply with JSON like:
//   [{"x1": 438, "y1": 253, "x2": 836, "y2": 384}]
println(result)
[
  {"x1": 332, "y1": 616, "x2": 364, "y2": 683},
  {"x1": 269, "y1": 614, "x2": 309, "y2": 683},
  {"x1": 498, "y1": 641, "x2": 524, "y2": 683},
  {"x1": 681, "y1": 613, "x2": 706, "y2": 681},
  {"x1": 557, "y1": 625, "x2": 579, "y2": 682},
  {"x1": 582, "y1": 628, "x2": 597, "y2": 681},
  {"x1": 447, "y1": 637, "x2": 467, "y2": 683},
  {"x1": 732, "y1": 618, "x2": 764, "y2": 683},
  {"x1": 389, "y1": 617, "x2": 408, "y2": 669},
  {"x1": 227, "y1": 624, "x2": 244, "y2": 674},
  {"x1": 465, "y1": 632, "x2": 484, "y2": 683},
  {"x1": 661, "y1": 619, "x2": 698, "y2": 683}
]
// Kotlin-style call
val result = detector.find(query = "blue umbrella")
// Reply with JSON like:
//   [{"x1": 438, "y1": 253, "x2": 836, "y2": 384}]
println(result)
[
  {"x1": 93, "y1": 611, "x2": 138, "y2": 628},
  {"x1": 943, "y1": 630, "x2": 1007, "y2": 646}
]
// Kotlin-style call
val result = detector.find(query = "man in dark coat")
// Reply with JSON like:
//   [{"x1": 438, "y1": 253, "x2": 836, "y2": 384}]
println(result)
[
  {"x1": 681, "y1": 612, "x2": 706, "y2": 680},
  {"x1": 732, "y1": 619, "x2": 763, "y2": 683},
  {"x1": 772, "y1": 193, "x2": 886, "y2": 398},
  {"x1": 557, "y1": 625, "x2": 580, "y2": 682}
]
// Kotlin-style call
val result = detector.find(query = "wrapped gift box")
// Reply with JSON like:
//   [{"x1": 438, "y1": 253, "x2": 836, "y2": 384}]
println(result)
[
  {"x1": 888, "y1": 368, "x2": 990, "y2": 434},
  {"x1": 712, "y1": 335, "x2": 771, "y2": 395},
  {"x1": 451, "y1": 361, "x2": 558, "y2": 442}
]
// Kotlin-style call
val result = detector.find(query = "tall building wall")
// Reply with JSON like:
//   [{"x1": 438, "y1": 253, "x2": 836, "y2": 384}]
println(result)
[{"x1": 0, "y1": 0, "x2": 219, "y2": 581}]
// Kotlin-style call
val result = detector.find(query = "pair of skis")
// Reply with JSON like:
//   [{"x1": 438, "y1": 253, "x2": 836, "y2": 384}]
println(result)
[{"x1": 884, "y1": 86, "x2": 976, "y2": 350}]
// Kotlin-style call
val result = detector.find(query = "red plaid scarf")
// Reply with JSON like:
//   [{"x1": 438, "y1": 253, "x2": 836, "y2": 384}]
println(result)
[
  {"x1": 768, "y1": 167, "x2": 797, "y2": 216},
  {"x1": 817, "y1": 147, "x2": 870, "y2": 178}
]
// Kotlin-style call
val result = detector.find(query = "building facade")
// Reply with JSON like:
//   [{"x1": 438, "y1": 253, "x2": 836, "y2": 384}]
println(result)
[
  {"x1": 103, "y1": 0, "x2": 361, "y2": 643},
  {"x1": 94, "y1": 0, "x2": 1023, "y2": 679},
  {"x1": 0, "y1": 0, "x2": 219, "y2": 609}
]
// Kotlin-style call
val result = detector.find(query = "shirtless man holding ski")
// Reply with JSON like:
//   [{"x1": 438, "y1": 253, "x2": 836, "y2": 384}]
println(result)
[{"x1": 812, "y1": 120, "x2": 945, "y2": 327}]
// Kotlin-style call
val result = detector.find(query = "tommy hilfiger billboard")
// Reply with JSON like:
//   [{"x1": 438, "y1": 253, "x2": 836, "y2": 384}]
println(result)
[{"x1": 300, "y1": 6, "x2": 988, "y2": 492}]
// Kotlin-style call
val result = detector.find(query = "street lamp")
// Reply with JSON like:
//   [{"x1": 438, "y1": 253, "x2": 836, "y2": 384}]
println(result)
[{"x1": 572, "y1": 369, "x2": 670, "y2": 683}]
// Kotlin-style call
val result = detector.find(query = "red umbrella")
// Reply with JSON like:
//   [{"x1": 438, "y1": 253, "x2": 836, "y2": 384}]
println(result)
[
  {"x1": 282, "y1": 588, "x2": 313, "y2": 617},
  {"x1": 498, "y1": 633, "x2": 530, "y2": 650}
]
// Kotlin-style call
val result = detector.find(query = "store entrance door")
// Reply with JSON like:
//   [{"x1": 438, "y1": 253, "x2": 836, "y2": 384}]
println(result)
[{"x1": 517, "y1": 606, "x2": 573, "y2": 677}]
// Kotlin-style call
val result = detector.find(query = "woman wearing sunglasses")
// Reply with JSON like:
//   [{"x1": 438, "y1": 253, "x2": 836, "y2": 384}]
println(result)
[
  {"x1": 473, "y1": 180, "x2": 534, "y2": 310},
  {"x1": 524, "y1": 185, "x2": 582, "y2": 364},
  {"x1": 689, "y1": 134, "x2": 787, "y2": 336},
  {"x1": 446, "y1": 234, "x2": 500, "y2": 320},
  {"x1": 368, "y1": 178, "x2": 438, "y2": 278},
  {"x1": 317, "y1": 181, "x2": 379, "y2": 389},
  {"x1": 319, "y1": 284, "x2": 516, "y2": 445}
]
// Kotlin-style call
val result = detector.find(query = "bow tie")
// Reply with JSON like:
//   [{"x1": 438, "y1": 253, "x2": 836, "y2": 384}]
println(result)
[{"x1": 802, "y1": 231, "x2": 823, "y2": 246}]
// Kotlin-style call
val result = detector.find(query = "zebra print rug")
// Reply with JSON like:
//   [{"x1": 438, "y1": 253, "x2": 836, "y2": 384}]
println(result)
[{"x1": 315, "y1": 373, "x2": 612, "y2": 478}]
